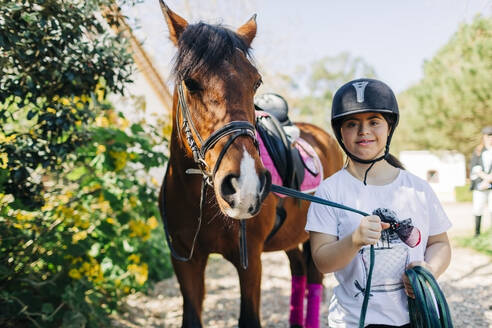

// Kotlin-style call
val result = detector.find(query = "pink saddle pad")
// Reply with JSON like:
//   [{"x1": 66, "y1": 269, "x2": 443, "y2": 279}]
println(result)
[{"x1": 256, "y1": 125, "x2": 323, "y2": 197}]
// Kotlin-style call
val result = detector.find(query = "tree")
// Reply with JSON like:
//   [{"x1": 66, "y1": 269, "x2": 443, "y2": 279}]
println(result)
[
  {"x1": 283, "y1": 52, "x2": 377, "y2": 129},
  {"x1": 0, "y1": 1, "x2": 171, "y2": 327},
  {"x1": 393, "y1": 15, "x2": 492, "y2": 158}
]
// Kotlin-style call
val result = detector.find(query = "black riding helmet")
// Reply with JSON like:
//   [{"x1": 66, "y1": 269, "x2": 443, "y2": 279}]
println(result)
[
  {"x1": 331, "y1": 78, "x2": 399, "y2": 183},
  {"x1": 254, "y1": 93, "x2": 292, "y2": 126}
]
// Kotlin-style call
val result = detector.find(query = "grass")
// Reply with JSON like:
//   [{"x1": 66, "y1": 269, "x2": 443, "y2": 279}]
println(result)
[
  {"x1": 454, "y1": 185, "x2": 473, "y2": 202},
  {"x1": 455, "y1": 229, "x2": 492, "y2": 257}
]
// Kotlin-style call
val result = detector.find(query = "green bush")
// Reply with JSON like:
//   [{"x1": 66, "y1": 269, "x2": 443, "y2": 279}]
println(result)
[
  {"x1": 0, "y1": 97, "x2": 173, "y2": 328},
  {"x1": 0, "y1": 1, "x2": 173, "y2": 327}
]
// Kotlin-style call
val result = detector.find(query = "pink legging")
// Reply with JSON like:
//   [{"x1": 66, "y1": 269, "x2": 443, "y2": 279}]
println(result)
[
  {"x1": 289, "y1": 275, "x2": 306, "y2": 326},
  {"x1": 289, "y1": 276, "x2": 323, "y2": 328},
  {"x1": 305, "y1": 283, "x2": 323, "y2": 328}
]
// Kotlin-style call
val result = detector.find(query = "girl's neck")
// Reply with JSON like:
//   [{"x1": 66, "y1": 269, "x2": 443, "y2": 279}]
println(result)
[{"x1": 345, "y1": 159, "x2": 400, "y2": 186}]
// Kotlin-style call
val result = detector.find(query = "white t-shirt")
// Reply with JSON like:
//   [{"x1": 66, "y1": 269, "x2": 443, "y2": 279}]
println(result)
[{"x1": 306, "y1": 168, "x2": 452, "y2": 328}]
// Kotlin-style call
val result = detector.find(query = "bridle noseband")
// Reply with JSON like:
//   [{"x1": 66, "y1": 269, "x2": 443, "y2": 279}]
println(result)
[{"x1": 161, "y1": 81, "x2": 258, "y2": 269}]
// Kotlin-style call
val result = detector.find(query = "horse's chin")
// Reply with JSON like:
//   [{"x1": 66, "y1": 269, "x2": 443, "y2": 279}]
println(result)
[{"x1": 223, "y1": 207, "x2": 255, "y2": 220}]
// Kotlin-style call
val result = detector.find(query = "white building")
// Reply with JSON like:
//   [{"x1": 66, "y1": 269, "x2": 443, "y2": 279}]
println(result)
[{"x1": 399, "y1": 150, "x2": 467, "y2": 202}]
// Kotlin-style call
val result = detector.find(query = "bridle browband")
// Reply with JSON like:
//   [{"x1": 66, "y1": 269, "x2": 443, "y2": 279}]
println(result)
[{"x1": 161, "y1": 81, "x2": 258, "y2": 269}]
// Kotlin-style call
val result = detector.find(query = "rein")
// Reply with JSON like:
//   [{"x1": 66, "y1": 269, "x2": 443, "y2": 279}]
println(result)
[
  {"x1": 160, "y1": 82, "x2": 258, "y2": 269},
  {"x1": 270, "y1": 184, "x2": 375, "y2": 327},
  {"x1": 270, "y1": 184, "x2": 453, "y2": 328}
]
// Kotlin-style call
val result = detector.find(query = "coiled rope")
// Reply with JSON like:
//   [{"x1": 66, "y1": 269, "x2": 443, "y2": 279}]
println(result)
[{"x1": 406, "y1": 266, "x2": 453, "y2": 328}]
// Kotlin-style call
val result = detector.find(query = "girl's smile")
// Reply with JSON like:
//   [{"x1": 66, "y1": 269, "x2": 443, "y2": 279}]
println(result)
[
  {"x1": 340, "y1": 112, "x2": 389, "y2": 161},
  {"x1": 356, "y1": 138, "x2": 375, "y2": 146}
]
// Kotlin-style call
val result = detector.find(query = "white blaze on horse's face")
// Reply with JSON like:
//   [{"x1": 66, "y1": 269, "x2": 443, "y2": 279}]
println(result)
[{"x1": 222, "y1": 148, "x2": 261, "y2": 219}]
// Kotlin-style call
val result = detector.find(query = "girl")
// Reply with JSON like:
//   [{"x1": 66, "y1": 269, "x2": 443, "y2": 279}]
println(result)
[{"x1": 306, "y1": 78, "x2": 452, "y2": 328}]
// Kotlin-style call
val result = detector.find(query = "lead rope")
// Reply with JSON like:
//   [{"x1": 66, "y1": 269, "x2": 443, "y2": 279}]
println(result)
[
  {"x1": 269, "y1": 184, "x2": 374, "y2": 327},
  {"x1": 270, "y1": 184, "x2": 452, "y2": 328},
  {"x1": 406, "y1": 266, "x2": 453, "y2": 328}
]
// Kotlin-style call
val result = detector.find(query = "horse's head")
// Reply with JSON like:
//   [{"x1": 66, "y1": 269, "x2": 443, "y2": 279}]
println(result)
[{"x1": 160, "y1": 1, "x2": 271, "y2": 219}]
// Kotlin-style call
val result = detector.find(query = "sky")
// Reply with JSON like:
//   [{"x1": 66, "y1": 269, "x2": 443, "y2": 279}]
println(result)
[{"x1": 126, "y1": 0, "x2": 491, "y2": 93}]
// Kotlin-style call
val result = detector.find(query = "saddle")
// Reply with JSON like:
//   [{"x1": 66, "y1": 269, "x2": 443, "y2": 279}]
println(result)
[
  {"x1": 255, "y1": 111, "x2": 323, "y2": 194},
  {"x1": 255, "y1": 108, "x2": 323, "y2": 241}
]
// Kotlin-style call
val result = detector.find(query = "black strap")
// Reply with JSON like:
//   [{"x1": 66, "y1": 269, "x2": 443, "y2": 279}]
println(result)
[
  {"x1": 160, "y1": 163, "x2": 207, "y2": 262},
  {"x1": 211, "y1": 129, "x2": 257, "y2": 178},
  {"x1": 239, "y1": 220, "x2": 248, "y2": 269},
  {"x1": 201, "y1": 121, "x2": 256, "y2": 158}
]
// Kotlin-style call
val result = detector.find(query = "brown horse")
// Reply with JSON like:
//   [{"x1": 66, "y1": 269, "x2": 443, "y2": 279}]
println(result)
[{"x1": 158, "y1": 2, "x2": 343, "y2": 327}]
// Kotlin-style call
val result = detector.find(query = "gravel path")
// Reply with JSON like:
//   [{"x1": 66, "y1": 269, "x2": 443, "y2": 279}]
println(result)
[{"x1": 113, "y1": 203, "x2": 492, "y2": 328}]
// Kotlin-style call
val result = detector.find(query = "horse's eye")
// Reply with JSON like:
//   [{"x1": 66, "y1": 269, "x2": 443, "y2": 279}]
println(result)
[
  {"x1": 254, "y1": 78, "x2": 263, "y2": 91},
  {"x1": 184, "y1": 78, "x2": 201, "y2": 93}
]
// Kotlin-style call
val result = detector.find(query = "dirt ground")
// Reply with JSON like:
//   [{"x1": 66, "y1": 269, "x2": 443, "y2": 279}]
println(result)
[{"x1": 113, "y1": 202, "x2": 492, "y2": 328}]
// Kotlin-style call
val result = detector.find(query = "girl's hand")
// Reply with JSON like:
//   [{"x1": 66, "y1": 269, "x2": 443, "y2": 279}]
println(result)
[
  {"x1": 352, "y1": 215, "x2": 390, "y2": 247},
  {"x1": 402, "y1": 261, "x2": 435, "y2": 299}
]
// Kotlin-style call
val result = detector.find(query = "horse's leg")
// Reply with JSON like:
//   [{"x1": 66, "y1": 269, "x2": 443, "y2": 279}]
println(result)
[
  {"x1": 172, "y1": 255, "x2": 208, "y2": 328},
  {"x1": 285, "y1": 247, "x2": 307, "y2": 328},
  {"x1": 227, "y1": 249, "x2": 263, "y2": 328},
  {"x1": 303, "y1": 241, "x2": 323, "y2": 328}
]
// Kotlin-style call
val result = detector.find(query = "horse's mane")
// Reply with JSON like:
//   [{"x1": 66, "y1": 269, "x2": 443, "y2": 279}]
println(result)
[{"x1": 173, "y1": 22, "x2": 252, "y2": 81}]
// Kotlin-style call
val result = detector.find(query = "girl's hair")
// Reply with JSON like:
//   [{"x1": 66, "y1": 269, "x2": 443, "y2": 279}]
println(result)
[
  {"x1": 381, "y1": 113, "x2": 405, "y2": 169},
  {"x1": 334, "y1": 112, "x2": 405, "y2": 169},
  {"x1": 386, "y1": 153, "x2": 405, "y2": 169}
]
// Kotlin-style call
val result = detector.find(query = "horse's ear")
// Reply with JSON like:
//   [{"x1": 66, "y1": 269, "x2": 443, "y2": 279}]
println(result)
[
  {"x1": 159, "y1": 0, "x2": 188, "y2": 46},
  {"x1": 237, "y1": 14, "x2": 257, "y2": 47}
]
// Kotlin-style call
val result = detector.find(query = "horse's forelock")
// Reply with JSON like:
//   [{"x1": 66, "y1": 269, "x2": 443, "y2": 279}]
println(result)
[{"x1": 172, "y1": 22, "x2": 252, "y2": 81}]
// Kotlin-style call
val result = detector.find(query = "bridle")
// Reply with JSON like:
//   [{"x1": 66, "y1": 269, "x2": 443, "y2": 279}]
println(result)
[
  {"x1": 175, "y1": 82, "x2": 258, "y2": 183},
  {"x1": 161, "y1": 81, "x2": 258, "y2": 269}
]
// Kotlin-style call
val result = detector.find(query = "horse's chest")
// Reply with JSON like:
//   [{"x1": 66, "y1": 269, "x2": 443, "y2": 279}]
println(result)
[{"x1": 199, "y1": 221, "x2": 238, "y2": 252}]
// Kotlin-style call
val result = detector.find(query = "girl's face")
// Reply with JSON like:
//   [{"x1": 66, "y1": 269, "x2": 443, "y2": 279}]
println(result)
[
  {"x1": 483, "y1": 133, "x2": 492, "y2": 149},
  {"x1": 340, "y1": 112, "x2": 390, "y2": 161}
]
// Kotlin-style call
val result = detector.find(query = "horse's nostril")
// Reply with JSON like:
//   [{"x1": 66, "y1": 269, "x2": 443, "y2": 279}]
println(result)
[
  {"x1": 248, "y1": 196, "x2": 261, "y2": 215},
  {"x1": 220, "y1": 174, "x2": 239, "y2": 206}
]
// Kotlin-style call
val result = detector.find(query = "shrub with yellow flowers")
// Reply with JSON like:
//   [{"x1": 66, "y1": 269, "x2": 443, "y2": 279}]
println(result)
[{"x1": 0, "y1": 1, "x2": 172, "y2": 327}]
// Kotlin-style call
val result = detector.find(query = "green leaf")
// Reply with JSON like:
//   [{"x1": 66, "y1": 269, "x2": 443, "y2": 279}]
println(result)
[
  {"x1": 131, "y1": 123, "x2": 144, "y2": 134},
  {"x1": 41, "y1": 302, "x2": 54, "y2": 314},
  {"x1": 62, "y1": 310, "x2": 87, "y2": 328},
  {"x1": 66, "y1": 166, "x2": 87, "y2": 181}
]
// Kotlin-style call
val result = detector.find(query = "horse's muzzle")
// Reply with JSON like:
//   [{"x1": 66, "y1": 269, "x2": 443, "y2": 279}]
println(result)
[{"x1": 219, "y1": 169, "x2": 271, "y2": 218}]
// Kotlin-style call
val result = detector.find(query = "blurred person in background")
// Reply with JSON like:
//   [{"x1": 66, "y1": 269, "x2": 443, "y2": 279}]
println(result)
[{"x1": 470, "y1": 126, "x2": 492, "y2": 236}]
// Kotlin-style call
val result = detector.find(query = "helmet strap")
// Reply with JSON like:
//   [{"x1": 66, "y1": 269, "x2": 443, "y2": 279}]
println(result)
[
  {"x1": 343, "y1": 143, "x2": 390, "y2": 185},
  {"x1": 363, "y1": 162, "x2": 376, "y2": 186}
]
